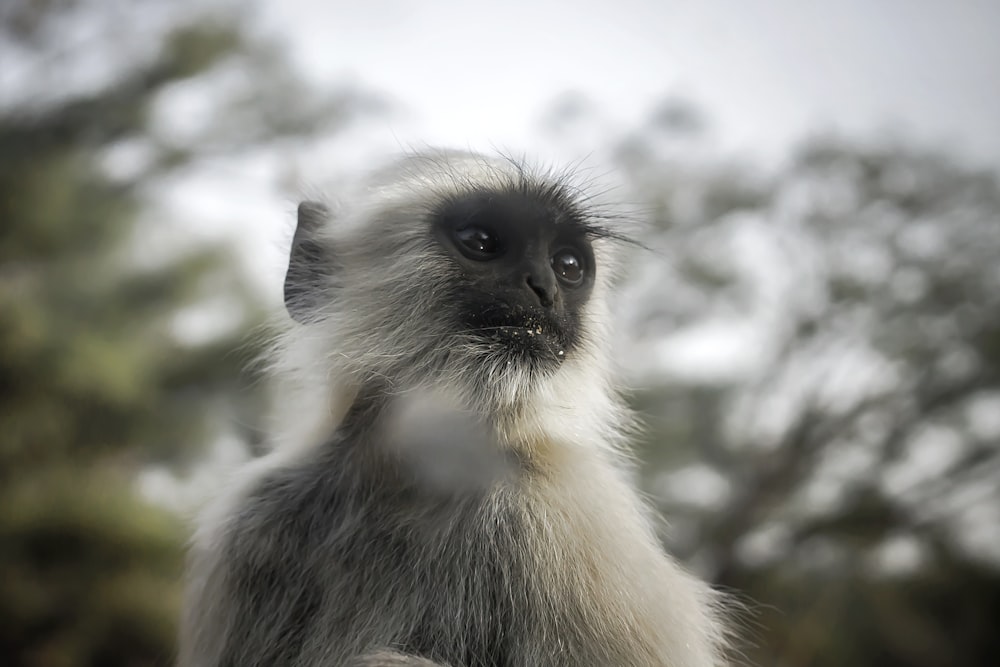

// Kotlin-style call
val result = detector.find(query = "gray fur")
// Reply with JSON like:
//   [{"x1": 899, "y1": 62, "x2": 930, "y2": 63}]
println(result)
[{"x1": 179, "y1": 151, "x2": 730, "y2": 667}]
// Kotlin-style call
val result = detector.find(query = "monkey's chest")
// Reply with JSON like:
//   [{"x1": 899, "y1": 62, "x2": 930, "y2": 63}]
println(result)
[
  {"x1": 332, "y1": 492, "x2": 529, "y2": 665},
  {"x1": 234, "y1": 471, "x2": 531, "y2": 666}
]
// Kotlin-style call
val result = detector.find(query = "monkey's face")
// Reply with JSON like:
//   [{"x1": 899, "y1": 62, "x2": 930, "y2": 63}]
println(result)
[
  {"x1": 284, "y1": 154, "x2": 621, "y2": 403},
  {"x1": 430, "y1": 188, "x2": 596, "y2": 368}
]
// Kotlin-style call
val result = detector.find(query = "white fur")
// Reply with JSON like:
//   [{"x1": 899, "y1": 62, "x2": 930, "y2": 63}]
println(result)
[{"x1": 184, "y1": 150, "x2": 731, "y2": 667}]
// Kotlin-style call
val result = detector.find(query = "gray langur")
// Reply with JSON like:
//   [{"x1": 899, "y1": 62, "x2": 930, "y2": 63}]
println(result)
[{"x1": 179, "y1": 151, "x2": 731, "y2": 667}]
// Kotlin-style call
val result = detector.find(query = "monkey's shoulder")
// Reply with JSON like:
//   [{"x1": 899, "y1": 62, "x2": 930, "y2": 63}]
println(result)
[{"x1": 219, "y1": 448, "x2": 530, "y2": 664}]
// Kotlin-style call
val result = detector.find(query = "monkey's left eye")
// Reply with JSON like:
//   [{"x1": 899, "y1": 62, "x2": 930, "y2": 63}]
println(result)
[
  {"x1": 454, "y1": 226, "x2": 502, "y2": 259},
  {"x1": 552, "y1": 249, "x2": 584, "y2": 286}
]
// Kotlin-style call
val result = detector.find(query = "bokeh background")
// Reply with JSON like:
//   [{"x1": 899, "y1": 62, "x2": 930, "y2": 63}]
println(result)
[{"x1": 2, "y1": 1, "x2": 999, "y2": 665}]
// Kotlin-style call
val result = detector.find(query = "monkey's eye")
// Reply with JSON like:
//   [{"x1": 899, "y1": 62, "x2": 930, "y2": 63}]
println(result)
[
  {"x1": 552, "y1": 249, "x2": 584, "y2": 286},
  {"x1": 454, "y1": 226, "x2": 502, "y2": 259}
]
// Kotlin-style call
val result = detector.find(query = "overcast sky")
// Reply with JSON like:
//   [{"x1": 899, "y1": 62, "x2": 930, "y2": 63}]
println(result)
[
  {"x1": 260, "y1": 0, "x2": 1000, "y2": 166},
  {"x1": 155, "y1": 0, "x2": 1000, "y2": 328}
]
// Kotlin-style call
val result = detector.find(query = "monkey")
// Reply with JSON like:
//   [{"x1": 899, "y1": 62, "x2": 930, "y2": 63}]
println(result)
[{"x1": 178, "y1": 151, "x2": 730, "y2": 667}]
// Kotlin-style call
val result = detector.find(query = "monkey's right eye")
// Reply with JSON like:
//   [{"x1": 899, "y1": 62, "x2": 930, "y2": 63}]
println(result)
[{"x1": 454, "y1": 226, "x2": 502, "y2": 260}]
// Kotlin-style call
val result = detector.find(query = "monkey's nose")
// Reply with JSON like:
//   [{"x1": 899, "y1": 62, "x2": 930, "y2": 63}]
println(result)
[{"x1": 525, "y1": 272, "x2": 557, "y2": 308}]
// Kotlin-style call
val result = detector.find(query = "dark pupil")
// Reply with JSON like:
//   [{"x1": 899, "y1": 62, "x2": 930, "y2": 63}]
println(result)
[
  {"x1": 456, "y1": 226, "x2": 499, "y2": 256},
  {"x1": 553, "y1": 250, "x2": 582, "y2": 283}
]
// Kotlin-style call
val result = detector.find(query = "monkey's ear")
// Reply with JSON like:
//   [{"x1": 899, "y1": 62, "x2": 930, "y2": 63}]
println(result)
[{"x1": 285, "y1": 201, "x2": 334, "y2": 323}]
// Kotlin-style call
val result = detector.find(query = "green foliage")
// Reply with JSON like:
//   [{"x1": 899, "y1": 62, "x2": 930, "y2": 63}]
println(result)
[
  {"x1": 618, "y1": 126, "x2": 1000, "y2": 665},
  {"x1": 0, "y1": 1, "x2": 356, "y2": 664},
  {"x1": 0, "y1": 472, "x2": 184, "y2": 667}
]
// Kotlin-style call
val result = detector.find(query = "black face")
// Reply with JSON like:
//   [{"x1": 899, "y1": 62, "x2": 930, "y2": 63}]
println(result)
[{"x1": 431, "y1": 187, "x2": 596, "y2": 365}]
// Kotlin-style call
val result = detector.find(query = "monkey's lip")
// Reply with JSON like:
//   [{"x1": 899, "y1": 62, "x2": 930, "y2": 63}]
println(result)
[
  {"x1": 486, "y1": 324, "x2": 550, "y2": 338},
  {"x1": 476, "y1": 324, "x2": 568, "y2": 358},
  {"x1": 464, "y1": 303, "x2": 570, "y2": 358}
]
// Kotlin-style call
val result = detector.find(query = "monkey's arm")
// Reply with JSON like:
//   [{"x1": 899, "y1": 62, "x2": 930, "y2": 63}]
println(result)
[{"x1": 346, "y1": 649, "x2": 450, "y2": 666}]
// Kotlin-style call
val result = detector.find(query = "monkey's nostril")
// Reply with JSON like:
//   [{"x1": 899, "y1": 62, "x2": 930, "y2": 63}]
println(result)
[{"x1": 526, "y1": 274, "x2": 555, "y2": 308}]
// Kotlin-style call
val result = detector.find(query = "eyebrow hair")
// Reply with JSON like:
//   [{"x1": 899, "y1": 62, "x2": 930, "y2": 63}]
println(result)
[{"x1": 526, "y1": 180, "x2": 640, "y2": 248}]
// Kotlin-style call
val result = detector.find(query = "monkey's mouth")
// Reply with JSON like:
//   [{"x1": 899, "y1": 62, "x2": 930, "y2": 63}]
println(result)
[
  {"x1": 467, "y1": 309, "x2": 571, "y2": 363},
  {"x1": 481, "y1": 325, "x2": 565, "y2": 360}
]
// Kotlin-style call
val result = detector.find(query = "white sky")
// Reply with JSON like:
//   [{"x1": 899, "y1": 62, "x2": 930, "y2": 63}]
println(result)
[
  {"x1": 259, "y1": 0, "x2": 1000, "y2": 166},
  {"x1": 145, "y1": 0, "x2": 1000, "y2": 527},
  {"x1": 163, "y1": 0, "x2": 1000, "y2": 340}
]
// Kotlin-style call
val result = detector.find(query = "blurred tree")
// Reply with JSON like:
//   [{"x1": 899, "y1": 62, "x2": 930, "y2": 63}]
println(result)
[
  {"x1": 615, "y1": 125, "x2": 1000, "y2": 666},
  {"x1": 0, "y1": 1, "x2": 382, "y2": 665}
]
